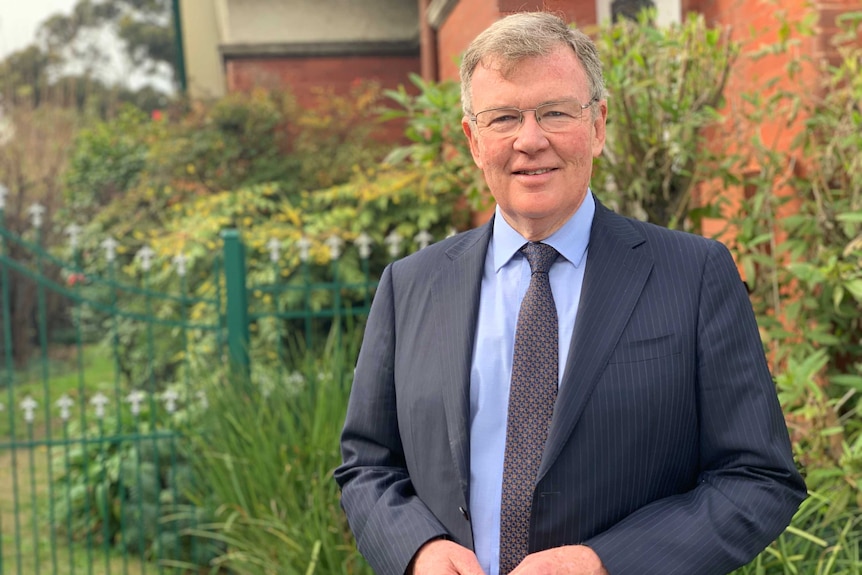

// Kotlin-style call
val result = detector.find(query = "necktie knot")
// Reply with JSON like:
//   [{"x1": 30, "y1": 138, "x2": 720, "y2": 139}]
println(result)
[{"x1": 521, "y1": 242, "x2": 558, "y2": 275}]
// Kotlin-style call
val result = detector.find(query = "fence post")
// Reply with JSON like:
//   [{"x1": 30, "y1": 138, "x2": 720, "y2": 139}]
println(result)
[{"x1": 221, "y1": 229, "x2": 250, "y2": 376}]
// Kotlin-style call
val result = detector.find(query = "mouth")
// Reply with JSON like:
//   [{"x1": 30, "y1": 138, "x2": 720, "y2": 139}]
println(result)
[{"x1": 513, "y1": 168, "x2": 556, "y2": 176}]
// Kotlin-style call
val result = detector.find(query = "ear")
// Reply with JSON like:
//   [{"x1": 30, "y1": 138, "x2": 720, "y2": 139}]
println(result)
[
  {"x1": 462, "y1": 116, "x2": 484, "y2": 170},
  {"x1": 591, "y1": 100, "x2": 608, "y2": 158}
]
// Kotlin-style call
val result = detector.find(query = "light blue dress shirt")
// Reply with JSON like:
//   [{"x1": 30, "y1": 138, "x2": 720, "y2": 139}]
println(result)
[{"x1": 469, "y1": 192, "x2": 594, "y2": 575}]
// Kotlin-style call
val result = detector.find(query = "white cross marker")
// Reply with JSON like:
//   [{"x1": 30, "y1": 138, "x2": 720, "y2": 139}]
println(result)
[
  {"x1": 65, "y1": 224, "x2": 83, "y2": 250},
  {"x1": 297, "y1": 237, "x2": 312, "y2": 262},
  {"x1": 56, "y1": 395, "x2": 75, "y2": 421},
  {"x1": 126, "y1": 390, "x2": 146, "y2": 416},
  {"x1": 172, "y1": 253, "x2": 188, "y2": 277},
  {"x1": 354, "y1": 233, "x2": 374, "y2": 259},
  {"x1": 20, "y1": 396, "x2": 38, "y2": 423},
  {"x1": 90, "y1": 393, "x2": 110, "y2": 419},
  {"x1": 414, "y1": 230, "x2": 433, "y2": 250},
  {"x1": 137, "y1": 245, "x2": 156, "y2": 272},
  {"x1": 101, "y1": 237, "x2": 119, "y2": 263},
  {"x1": 385, "y1": 231, "x2": 403, "y2": 258},
  {"x1": 267, "y1": 238, "x2": 281, "y2": 263},
  {"x1": 325, "y1": 235, "x2": 343, "y2": 260},
  {"x1": 28, "y1": 203, "x2": 46, "y2": 229},
  {"x1": 162, "y1": 389, "x2": 179, "y2": 413}
]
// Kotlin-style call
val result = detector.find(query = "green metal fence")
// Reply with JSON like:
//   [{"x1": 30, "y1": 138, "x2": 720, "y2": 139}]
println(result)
[{"x1": 0, "y1": 192, "x2": 436, "y2": 573}]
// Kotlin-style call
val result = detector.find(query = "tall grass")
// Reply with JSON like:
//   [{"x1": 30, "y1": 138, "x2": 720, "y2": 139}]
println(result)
[
  {"x1": 731, "y1": 490, "x2": 861, "y2": 575},
  {"x1": 185, "y1": 326, "x2": 372, "y2": 575}
]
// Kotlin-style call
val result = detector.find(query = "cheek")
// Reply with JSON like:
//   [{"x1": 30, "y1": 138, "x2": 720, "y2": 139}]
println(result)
[
  {"x1": 477, "y1": 141, "x2": 508, "y2": 171},
  {"x1": 563, "y1": 141, "x2": 595, "y2": 167}
]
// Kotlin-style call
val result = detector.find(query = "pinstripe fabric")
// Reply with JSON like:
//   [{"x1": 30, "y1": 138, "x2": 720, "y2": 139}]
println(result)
[
  {"x1": 335, "y1": 196, "x2": 806, "y2": 575},
  {"x1": 499, "y1": 243, "x2": 559, "y2": 573}
]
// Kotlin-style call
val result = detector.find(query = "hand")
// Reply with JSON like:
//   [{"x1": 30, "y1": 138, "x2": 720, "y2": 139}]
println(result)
[
  {"x1": 408, "y1": 538, "x2": 486, "y2": 575},
  {"x1": 509, "y1": 545, "x2": 608, "y2": 575}
]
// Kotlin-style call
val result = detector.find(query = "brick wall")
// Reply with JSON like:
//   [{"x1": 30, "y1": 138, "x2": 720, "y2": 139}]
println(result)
[
  {"x1": 226, "y1": 55, "x2": 420, "y2": 107},
  {"x1": 687, "y1": 0, "x2": 822, "y2": 240},
  {"x1": 225, "y1": 54, "x2": 420, "y2": 141},
  {"x1": 437, "y1": 0, "x2": 500, "y2": 81},
  {"x1": 499, "y1": 0, "x2": 597, "y2": 24},
  {"x1": 436, "y1": 0, "x2": 600, "y2": 82},
  {"x1": 813, "y1": 0, "x2": 862, "y2": 69}
]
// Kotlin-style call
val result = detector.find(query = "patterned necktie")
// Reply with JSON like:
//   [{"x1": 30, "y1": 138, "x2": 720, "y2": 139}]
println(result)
[{"x1": 499, "y1": 242, "x2": 559, "y2": 575}]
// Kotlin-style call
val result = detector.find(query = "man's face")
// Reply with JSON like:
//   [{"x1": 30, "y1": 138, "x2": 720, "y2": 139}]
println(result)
[{"x1": 462, "y1": 45, "x2": 607, "y2": 241}]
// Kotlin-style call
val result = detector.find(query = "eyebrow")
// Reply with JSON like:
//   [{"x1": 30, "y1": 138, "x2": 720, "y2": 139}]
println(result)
[{"x1": 478, "y1": 98, "x2": 582, "y2": 110}]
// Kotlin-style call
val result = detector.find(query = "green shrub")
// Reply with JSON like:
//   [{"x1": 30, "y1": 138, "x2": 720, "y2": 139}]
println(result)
[
  {"x1": 591, "y1": 9, "x2": 736, "y2": 230},
  {"x1": 382, "y1": 73, "x2": 484, "y2": 212},
  {"x1": 50, "y1": 401, "x2": 220, "y2": 567},
  {"x1": 58, "y1": 83, "x2": 402, "y2": 394},
  {"x1": 185, "y1": 328, "x2": 371, "y2": 575},
  {"x1": 727, "y1": 11, "x2": 862, "y2": 573},
  {"x1": 62, "y1": 106, "x2": 150, "y2": 213}
]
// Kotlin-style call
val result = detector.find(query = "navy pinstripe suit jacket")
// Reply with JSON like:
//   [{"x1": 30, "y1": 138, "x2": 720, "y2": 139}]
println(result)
[{"x1": 336, "y1": 197, "x2": 806, "y2": 575}]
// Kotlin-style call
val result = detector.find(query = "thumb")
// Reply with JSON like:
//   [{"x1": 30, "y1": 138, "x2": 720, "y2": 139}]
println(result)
[{"x1": 453, "y1": 553, "x2": 487, "y2": 575}]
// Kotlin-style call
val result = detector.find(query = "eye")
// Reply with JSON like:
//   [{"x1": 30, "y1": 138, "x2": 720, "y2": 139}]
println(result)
[
  {"x1": 488, "y1": 111, "x2": 520, "y2": 125},
  {"x1": 539, "y1": 107, "x2": 575, "y2": 120}
]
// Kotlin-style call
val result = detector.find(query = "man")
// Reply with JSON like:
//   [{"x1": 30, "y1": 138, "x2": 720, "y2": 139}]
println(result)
[{"x1": 335, "y1": 12, "x2": 805, "y2": 575}]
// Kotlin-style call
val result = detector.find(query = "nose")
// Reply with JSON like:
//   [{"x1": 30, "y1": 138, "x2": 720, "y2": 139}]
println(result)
[{"x1": 513, "y1": 110, "x2": 550, "y2": 153}]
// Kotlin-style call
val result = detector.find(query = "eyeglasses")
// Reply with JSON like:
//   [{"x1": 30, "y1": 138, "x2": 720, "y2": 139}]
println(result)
[{"x1": 470, "y1": 98, "x2": 598, "y2": 137}]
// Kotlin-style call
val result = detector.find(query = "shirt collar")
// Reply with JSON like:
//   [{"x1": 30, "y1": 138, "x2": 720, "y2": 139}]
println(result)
[{"x1": 492, "y1": 190, "x2": 595, "y2": 273}]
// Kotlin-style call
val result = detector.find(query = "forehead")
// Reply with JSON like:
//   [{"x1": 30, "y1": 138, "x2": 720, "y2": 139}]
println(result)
[{"x1": 471, "y1": 46, "x2": 589, "y2": 108}]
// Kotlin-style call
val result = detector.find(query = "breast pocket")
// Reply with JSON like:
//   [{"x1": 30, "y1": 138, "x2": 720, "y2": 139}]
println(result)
[{"x1": 607, "y1": 333, "x2": 679, "y2": 364}]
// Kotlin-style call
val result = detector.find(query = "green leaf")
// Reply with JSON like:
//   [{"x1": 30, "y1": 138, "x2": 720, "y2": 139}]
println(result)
[
  {"x1": 843, "y1": 278, "x2": 862, "y2": 301},
  {"x1": 783, "y1": 525, "x2": 829, "y2": 547},
  {"x1": 835, "y1": 212, "x2": 862, "y2": 223},
  {"x1": 831, "y1": 374, "x2": 862, "y2": 390},
  {"x1": 833, "y1": 284, "x2": 845, "y2": 308}
]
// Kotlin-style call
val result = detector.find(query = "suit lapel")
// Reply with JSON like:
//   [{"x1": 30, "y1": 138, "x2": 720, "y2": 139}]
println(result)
[
  {"x1": 430, "y1": 222, "x2": 492, "y2": 503},
  {"x1": 538, "y1": 201, "x2": 653, "y2": 479}
]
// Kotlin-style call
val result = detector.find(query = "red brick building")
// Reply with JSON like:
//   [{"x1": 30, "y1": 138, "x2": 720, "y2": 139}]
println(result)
[
  {"x1": 179, "y1": 0, "x2": 860, "y2": 217},
  {"x1": 179, "y1": 0, "x2": 422, "y2": 107},
  {"x1": 181, "y1": 0, "x2": 860, "y2": 119}
]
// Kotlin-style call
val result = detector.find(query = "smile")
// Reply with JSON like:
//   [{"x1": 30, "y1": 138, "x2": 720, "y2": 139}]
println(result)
[{"x1": 515, "y1": 168, "x2": 555, "y2": 175}]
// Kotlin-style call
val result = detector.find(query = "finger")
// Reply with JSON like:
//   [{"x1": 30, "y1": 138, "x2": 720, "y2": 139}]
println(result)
[{"x1": 452, "y1": 552, "x2": 487, "y2": 575}]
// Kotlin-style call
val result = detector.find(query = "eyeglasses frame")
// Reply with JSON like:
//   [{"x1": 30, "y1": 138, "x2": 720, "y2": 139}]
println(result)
[{"x1": 469, "y1": 97, "x2": 600, "y2": 135}]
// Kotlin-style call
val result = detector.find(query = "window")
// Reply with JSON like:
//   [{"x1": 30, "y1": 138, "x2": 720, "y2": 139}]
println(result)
[{"x1": 596, "y1": 0, "x2": 681, "y2": 27}]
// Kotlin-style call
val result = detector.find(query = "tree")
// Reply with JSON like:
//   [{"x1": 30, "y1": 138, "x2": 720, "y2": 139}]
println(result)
[
  {"x1": 0, "y1": 0, "x2": 175, "y2": 112},
  {"x1": 36, "y1": 0, "x2": 176, "y2": 89}
]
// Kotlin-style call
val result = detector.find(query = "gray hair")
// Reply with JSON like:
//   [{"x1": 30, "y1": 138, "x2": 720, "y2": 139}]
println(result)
[{"x1": 459, "y1": 12, "x2": 606, "y2": 115}]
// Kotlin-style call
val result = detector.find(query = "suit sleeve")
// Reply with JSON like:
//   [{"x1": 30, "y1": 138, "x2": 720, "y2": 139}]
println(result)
[
  {"x1": 334, "y1": 264, "x2": 449, "y2": 575},
  {"x1": 585, "y1": 241, "x2": 806, "y2": 575}
]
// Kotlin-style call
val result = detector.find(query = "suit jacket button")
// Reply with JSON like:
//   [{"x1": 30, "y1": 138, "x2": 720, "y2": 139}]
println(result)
[{"x1": 459, "y1": 506, "x2": 470, "y2": 521}]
